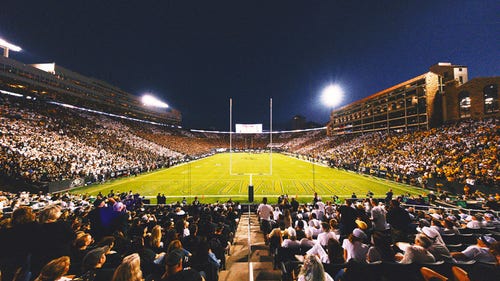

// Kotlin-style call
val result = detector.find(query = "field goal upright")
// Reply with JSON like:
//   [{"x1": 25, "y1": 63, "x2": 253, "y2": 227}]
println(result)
[{"x1": 229, "y1": 98, "x2": 273, "y2": 177}]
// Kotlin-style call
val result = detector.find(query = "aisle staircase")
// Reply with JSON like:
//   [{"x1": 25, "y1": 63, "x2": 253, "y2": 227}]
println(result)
[{"x1": 219, "y1": 211, "x2": 281, "y2": 281}]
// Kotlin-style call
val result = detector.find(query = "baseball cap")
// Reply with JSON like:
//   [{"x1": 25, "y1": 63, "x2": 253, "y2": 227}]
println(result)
[
  {"x1": 480, "y1": 235, "x2": 496, "y2": 246},
  {"x1": 82, "y1": 246, "x2": 109, "y2": 270},
  {"x1": 421, "y1": 226, "x2": 439, "y2": 239},
  {"x1": 353, "y1": 228, "x2": 367, "y2": 239}
]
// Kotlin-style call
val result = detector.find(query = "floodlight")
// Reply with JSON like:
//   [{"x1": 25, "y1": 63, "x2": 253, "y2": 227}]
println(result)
[
  {"x1": 0, "y1": 38, "x2": 22, "y2": 52},
  {"x1": 141, "y1": 94, "x2": 169, "y2": 108},
  {"x1": 321, "y1": 84, "x2": 343, "y2": 108}
]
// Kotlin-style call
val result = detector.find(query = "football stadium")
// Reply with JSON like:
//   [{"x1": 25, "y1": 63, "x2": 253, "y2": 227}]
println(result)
[{"x1": 0, "y1": 3, "x2": 499, "y2": 281}]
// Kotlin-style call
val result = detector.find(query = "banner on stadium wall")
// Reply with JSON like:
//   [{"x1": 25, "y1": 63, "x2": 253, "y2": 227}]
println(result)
[{"x1": 235, "y1": 124, "x2": 262, "y2": 134}]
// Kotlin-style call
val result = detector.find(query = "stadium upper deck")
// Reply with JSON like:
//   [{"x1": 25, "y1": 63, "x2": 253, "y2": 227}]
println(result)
[
  {"x1": 327, "y1": 62, "x2": 499, "y2": 136},
  {"x1": 0, "y1": 55, "x2": 181, "y2": 125}
]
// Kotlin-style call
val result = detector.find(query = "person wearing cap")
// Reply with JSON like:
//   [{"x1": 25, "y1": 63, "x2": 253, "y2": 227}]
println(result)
[
  {"x1": 79, "y1": 246, "x2": 115, "y2": 281},
  {"x1": 281, "y1": 227, "x2": 300, "y2": 248},
  {"x1": 162, "y1": 249, "x2": 203, "y2": 281},
  {"x1": 465, "y1": 215, "x2": 482, "y2": 229},
  {"x1": 397, "y1": 234, "x2": 436, "y2": 264},
  {"x1": 420, "y1": 226, "x2": 451, "y2": 261},
  {"x1": 451, "y1": 235, "x2": 497, "y2": 263},
  {"x1": 342, "y1": 228, "x2": 369, "y2": 262}
]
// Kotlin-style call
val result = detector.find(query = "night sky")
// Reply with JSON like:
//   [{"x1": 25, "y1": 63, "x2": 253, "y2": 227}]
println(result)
[{"x1": 0, "y1": 1, "x2": 498, "y2": 130}]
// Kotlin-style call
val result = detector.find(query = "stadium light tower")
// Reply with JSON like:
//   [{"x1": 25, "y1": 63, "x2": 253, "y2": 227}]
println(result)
[
  {"x1": 141, "y1": 94, "x2": 169, "y2": 108},
  {"x1": 0, "y1": 38, "x2": 22, "y2": 58},
  {"x1": 321, "y1": 84, "x2": 343, "y2": 109}
]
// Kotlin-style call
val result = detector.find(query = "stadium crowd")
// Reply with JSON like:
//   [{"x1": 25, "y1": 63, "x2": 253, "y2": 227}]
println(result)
[
  {"x1": 314, "y1": 118, "x2": 499, "y2": 190},
  {"x1": 1, "y1": 189, "x2": 499, "y2": 281},
  {"x1": 257, "y1": 194, "x2": 500, "y2": 281},
  {"x1": 1, "y1": 93, "x2": 498, "y2": 195},
  {"x1": 0, "y1": 96, "x2": 183, "y2": 184},
  {"x1": 0, "y1": 190, "x2": 241, "y2": 281}
]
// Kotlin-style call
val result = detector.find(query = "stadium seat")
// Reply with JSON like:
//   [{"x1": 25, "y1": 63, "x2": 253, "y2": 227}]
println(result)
[
  {"x1": 446, "y1": 243, "x2": 466, "y2": 252},
  {"x1": 441, "y1": 233, "x2": 459, "y2": 245},
  {"x1": 452, "y1": 266, "x2": 471, "y2": 281},
  {"x1": 322, "y1": 262, "x2": 348, "y2": 280},
  {"x1": 341, "y1": 260, "x2": 382, "y2": 281},
  {"x1": 274, "y1": 247, "x2": 301, "y2": 270},
  {"x1": 420, "y1": 266, "x2": 448, "y2": 281},
  {"x1": 457, "y1": 233, "x2": 477, "y2": 245},
  {"x1": 381, "y1": 262, "x2": 419, "y2": 281}
]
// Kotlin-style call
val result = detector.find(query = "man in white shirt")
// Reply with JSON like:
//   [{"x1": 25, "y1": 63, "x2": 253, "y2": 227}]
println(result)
[
  {"x1": 257, "y1": 197, "x2": 273, "y2": 242},
  {"x1": 370, "y1": 199, "x2": 388, "y2": 232},
  {"x1": 451, "y1": 235, "x2": 496, "y2": 263}
]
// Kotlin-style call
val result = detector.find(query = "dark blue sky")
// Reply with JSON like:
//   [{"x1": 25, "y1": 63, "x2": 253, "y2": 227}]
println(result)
[{"x1": 0, "y1": 1, "x2": 498, "y2": 130}]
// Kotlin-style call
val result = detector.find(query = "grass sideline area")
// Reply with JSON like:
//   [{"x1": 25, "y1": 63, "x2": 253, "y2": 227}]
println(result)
[{"x1": 72, "y1": 153, "x2": 425, "y2": 204}]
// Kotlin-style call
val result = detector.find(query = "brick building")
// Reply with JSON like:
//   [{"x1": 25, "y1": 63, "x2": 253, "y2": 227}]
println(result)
[{"x1": 326, "y1": 63, "x2": 499, "y2": 136}]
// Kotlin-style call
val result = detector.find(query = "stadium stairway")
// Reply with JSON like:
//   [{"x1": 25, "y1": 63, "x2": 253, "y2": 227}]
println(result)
[{"x1": 219, "y1": 211, "x2": 281, "y2": 281}]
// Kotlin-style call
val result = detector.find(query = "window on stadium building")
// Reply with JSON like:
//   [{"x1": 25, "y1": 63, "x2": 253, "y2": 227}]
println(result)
[
  {"x1": 459, "y1": 91, "x2": 471, "y2": 118},
  {"x1": 483, "y1": 84, "x2": 498, "y2": 114}
]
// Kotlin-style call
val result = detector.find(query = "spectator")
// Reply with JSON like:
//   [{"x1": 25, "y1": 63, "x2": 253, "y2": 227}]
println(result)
[
  {"x1": 111, "y1": 253, "x2": 144, "y2": 281},
  {"x1": 386, "y1": 200, "x2": 411, "y2": 242},
  {"x1": 451, "y1": 235, "x2": 497, "y2": 263},
  {"x1": 79, "y1": 246, "x2": 115, "y2": 281},
  {"x1": 342, "y1": 228, "x2": 369, "y2": 262},
  {"x1": 397, "y1": 234, "x2": 435, "y2": 264},
  {"x1": 33, "y1": 256, "x2": 71, "y2": 281},
  {"x1": 367, "y1": 231, "x2": 395, "y2": 262},
  {"x1": 162, "y1": 249, "x2": 203, "y2": 281},
  {"x1": 297, "y1": 254, "x2": 334, "y2": 281}
]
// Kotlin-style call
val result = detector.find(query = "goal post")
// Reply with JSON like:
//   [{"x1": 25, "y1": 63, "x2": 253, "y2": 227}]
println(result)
[{"x1": 229, "y1": 98, "x2": 273, "y2": 177}]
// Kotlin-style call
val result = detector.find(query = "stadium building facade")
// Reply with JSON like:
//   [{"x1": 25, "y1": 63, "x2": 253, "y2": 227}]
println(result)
[
  {"x1": 0, "y1": 56, "x2": 181, "y2": 125},
  {"x1": 326, "y1": 63, "x2": 499, "y2": 135}
]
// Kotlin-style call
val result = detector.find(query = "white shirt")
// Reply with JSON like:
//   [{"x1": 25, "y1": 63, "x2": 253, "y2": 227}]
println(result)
[
  {"x1": 462, "y1": 245, "x2": 496, "y2": 262},
  {"x1": 257, "y1": 203, "x2": 273, "y2": 220},
  {"x1": 316, "y1": 231, "x2": 339, "y2": 247},
  {"x1": 371, "y1": 205, "x2": 388, "y2": 231},
  {"x1": 342, "y1": 239, "x2": 369, "y2": 262}
]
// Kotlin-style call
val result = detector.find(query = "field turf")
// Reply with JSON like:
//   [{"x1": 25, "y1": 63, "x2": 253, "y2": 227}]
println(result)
[{"x1": 72, "y1": 153, "x2": 424, "y2": 204}]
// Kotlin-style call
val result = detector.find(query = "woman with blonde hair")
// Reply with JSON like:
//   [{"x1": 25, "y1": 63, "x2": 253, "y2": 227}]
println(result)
[
  {"x1": 33, "y1": 256, "x2": 71, "y2": 281},
  {"x1": 297, "y1": 254, "x2": 333, "y2": 281},
  {"x1": 149, "y1": 225, "x2": 164, "y2": 253},
  {"x1": 111, "y1": 253, "x2": 143, "y2": 281}
]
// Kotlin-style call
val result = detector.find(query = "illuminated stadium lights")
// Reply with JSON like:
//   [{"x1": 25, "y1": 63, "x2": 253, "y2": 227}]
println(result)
[
  {"x1": 321, "y1": 84, "x2": 343, "y2": 108},
  {"x1": 0, "y1": 88, "x2": 181, "y2": 128},
  {"x1": 0, "y1": 38, "x2": 22, "y2": 58},
  {"x1": 141, "y1": 94, "x2": 169, "y2": 108}
]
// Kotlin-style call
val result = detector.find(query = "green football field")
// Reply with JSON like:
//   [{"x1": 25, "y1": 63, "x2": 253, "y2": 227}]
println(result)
[{"x1": 72, "y1": 153, "x2": 424, "y2": 204}]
